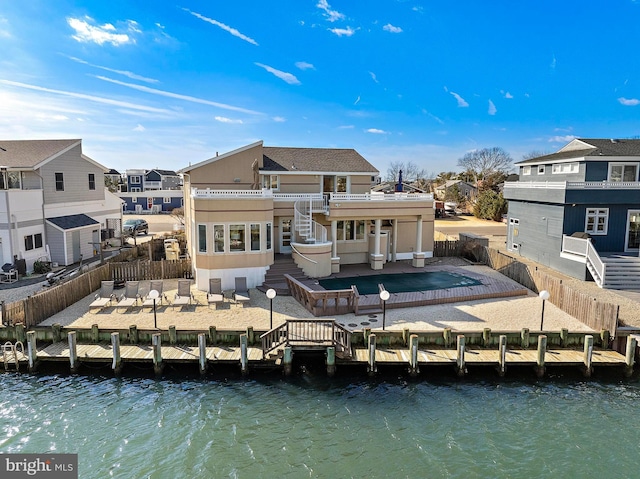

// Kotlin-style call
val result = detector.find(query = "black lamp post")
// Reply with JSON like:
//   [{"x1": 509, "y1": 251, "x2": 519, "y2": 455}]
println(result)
[
  {"x1": 379, "y1": 289, "x2": 390, "y2": 330},
  {"x1": 149, "y1": 289, "x2": 159, "y2": 329},
  {"x1": 539, "y1": 290, "x2": 550, "y2": 331},
  {"x1": 266, "y1": 288, "x2": 276, "y2": 329}
]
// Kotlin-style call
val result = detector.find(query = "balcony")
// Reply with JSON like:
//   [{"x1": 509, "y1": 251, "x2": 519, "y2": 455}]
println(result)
[{"x1": 504, "y1": 181, "x2": 640, "y2": 204}]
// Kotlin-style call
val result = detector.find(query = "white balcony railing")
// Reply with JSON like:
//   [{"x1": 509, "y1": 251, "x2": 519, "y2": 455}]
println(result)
[
  {"x1": 504, "y1": 181, "x2": 640, "y2": 190},
  {"x1": 330, "y1": 192, "x2": 433, "y2": 201},
  {"x1": 561, "y1": 235, "x2": 605, "y2": 287},
  {"x1": 192, "y1": 189, "x2": 434, "y2": 202},
  {"x1": 191, "y1": 188, "x2": 274, "y2": 198}
]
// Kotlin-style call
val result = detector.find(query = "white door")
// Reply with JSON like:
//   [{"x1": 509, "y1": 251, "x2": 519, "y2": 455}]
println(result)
[
  {"x1": 625, "y1": 210, "x2": 640, "y2": 252},
  {"x1": 280, "y1": 218, "x2": 292, "y2": 254}
]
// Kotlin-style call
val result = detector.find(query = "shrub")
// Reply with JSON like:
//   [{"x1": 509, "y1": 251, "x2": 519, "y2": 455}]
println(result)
[{"x1": 473, "y1": 190, "x2": 507, "y2": 221}]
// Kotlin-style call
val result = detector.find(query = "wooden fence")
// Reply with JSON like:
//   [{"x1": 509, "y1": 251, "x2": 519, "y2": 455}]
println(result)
[
  {"x1": 478, "y1": 247, "x2": 619, "y2": 334},
  {"x1": 433, "y1": 240, "x2": 461, "y2": 257},
  {"x1": 2, "y1": 258, "x2": 192, "y2": 328}
]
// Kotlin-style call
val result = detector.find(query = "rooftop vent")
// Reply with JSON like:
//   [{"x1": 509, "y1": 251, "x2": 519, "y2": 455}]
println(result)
[{"x1": 611, "y1": 139, "x2": 619, "y2": 143}]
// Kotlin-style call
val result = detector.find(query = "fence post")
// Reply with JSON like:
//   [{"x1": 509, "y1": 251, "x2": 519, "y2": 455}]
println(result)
[
  {"x1": 443, "y1": 328, "x2": 452, "y2": 348},
  {"x1": 482, "y1": 328, "x2": 491, "y2": 347},
  {"x1": 521, "y1": 328, "x2": 530, "y2": 349},
  {"x1": 1, "y1": 301, "x2": 5, "y2": 325},
  {"x1": 91, "y1": 324, "x2": 99, "y2": 343},
  {"x1": 16, "y1": 323, "x2": 26, "y2": 343},
  {"x1": 129, "y1": 325, "x2": 138, "y2": 344},
  {"x1": 52, "y1": 323, "x2": 62, "y2": 342},
  {"x1": 209, "y1": 326, "x2": 217, "y2": 345},
  {"x1": 168, "y1": 325, "x2": 177, "y2": 345}
]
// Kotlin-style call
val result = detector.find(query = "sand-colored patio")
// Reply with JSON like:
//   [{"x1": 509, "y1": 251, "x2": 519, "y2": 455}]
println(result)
[{"x1": 38, "y1": 263, "x2": 594, "y2": 333}]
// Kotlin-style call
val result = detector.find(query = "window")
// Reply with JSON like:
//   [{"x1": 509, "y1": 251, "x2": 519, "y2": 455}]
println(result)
[
  {"x1": 337, "y1": 176, "x2": 348, "y2": 193},
  {"x1": 131, "y1": 176, "x2": 141, "y2": 184},
  {"x1": 5, "y1": 171, "x2": 21, "y2": 189},
  {"x1": 214, "y1": 225, "x2": 225, "y2": 252},
  {"x1": 585, "y1": 208, "x2": 609, "y2": 235},
  {"x1": 164, "y1": 197, "x2": 171, "y2": 204},
  {"x1": 552, "y1": 162, "x2": 579, "y2": 174},
  {"x1": 55, "y1": 172, "x2": 64, "y2": 191},
  {"x1": 198, "y1": 224, "x2": 207, "y2": 253},
  {"x1": 24, "y1": 233, "x2": 43, "y2": 251},
  {"x1": 609, "y1": 163, "x2": 638, "y2": 182},
  {"x1": 251, "y1": 224, "x2": 261, "y2": 251},
  {"x1": 261, "y1": 175, "x2": 279, "y2": 190},
  {"x1": 522, "y1": 166, "x2": 531, "y2": 176},
  {"x1": 88, "y1": 173, "x2": 95, "y2": 190},
  {"x1": 537, "y1": 165, "x2": 546, "y2": 175},
  {"x1": 131, "y1": 187, "x2": 141, "y2": 193},
  {"x1": 266, "y1": 222, "x2": 272, "y2": 250},
  {"x1": 229, "y1": 224, "x2": 246, "y2": 252},
  {"x1": 336, "y1": 220, "x2": 366, "y2": 242}
]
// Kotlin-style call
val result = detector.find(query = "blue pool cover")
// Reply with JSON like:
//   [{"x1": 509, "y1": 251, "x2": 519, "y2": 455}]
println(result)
[{"x1": 319, "y1": 271, "x2": 481, "y2": 295}]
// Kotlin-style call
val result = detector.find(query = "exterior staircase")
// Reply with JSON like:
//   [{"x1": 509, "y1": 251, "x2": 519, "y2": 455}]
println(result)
[
  {"x1": 258, "y1": 255, "x2": 311, "y2": 296},
  {"x1": 597, "y1": 255, "x2": 640, "y2": 290}
]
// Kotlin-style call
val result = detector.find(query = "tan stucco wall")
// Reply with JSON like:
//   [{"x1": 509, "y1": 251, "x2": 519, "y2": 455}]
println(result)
[{"x1": 188, "y1": 143, "x2": 263, "y2": 190}]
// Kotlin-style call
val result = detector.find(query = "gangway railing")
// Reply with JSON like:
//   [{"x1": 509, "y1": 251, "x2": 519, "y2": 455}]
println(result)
[{"x1": 261, "y1": 320, "x2": 352, "y2": 358}]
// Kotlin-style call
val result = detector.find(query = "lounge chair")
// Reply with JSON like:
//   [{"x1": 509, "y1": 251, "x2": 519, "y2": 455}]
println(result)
[
  {"x1": 173, "y1": 279, "x2": 195, "y2": 310},
  {"x1": 232, "y1": 277, "x2": 250, "y2": 306},
  {"x1": 142, "y1": 280, "x2": 169, "y2": 310},
  {"x1": 89, "y1": 281, "x2": 116, "y2": 312},
  {"x1": 207, "y1": 278, "x2": 224, "y2": 309},
  {"x1": 116, "y1": 281, "x2": 141, "y2": 312}
]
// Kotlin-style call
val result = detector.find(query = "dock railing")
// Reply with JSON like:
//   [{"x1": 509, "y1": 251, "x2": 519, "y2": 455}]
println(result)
[{"x1": 260, "y1": 319, "x2": 352, "y2": 358}]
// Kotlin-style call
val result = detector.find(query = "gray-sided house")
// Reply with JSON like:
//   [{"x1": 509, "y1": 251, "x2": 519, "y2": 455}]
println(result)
[
  {"x1": 503, "y1": 138, "x2": 640, "y2": 289},
  {"x1": 0, "y1": 139, "x2": 123, "y2": 271}
]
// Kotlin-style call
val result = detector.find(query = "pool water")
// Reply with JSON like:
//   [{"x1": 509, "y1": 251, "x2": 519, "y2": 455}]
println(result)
[{"x1": 319, "y1": 271, "x2": 481, "y2": 295}]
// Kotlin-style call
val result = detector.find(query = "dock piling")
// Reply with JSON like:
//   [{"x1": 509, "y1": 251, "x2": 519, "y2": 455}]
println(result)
[
  {"x1": 91, "y1": 324, "x2": 99, "y2": 343},
  {"x1": 169, "y1": 325, "x2": 177, "y2": 345},
  {"x1": 498, "y1": 335, "x2": 507, "y2": 377},
  {"x1": 326, "y1": 347, "x2": 336, "y2": 377},
  {"x1": 16, "y1": 324, "x2": 25, "y2": 343},
  {"x1": 198, "y1": 333, "x2": 207, "y2": 375},
  {"x1": 152, "y1": 333, "x2": 163, "y2": 376},
  {"x1": 482, "y1": 328, "x2": 491, "y2": 347},
  {"x1": 408, "y1": 334, "x2": 419, "y2": 377},
  {"x1": 443, "y1": 328, "x2": 452, "y2": 348},
  {"x1": 535, "y1": 335, "x2": 547, "y2": 378},
  {"x1": 368, "y1": 333, "x2": 377, "y2": 375},
  {"x1": 560, "y1": 328, "x2": 569, "y2": 347},
  {"x1": 456, "y1": 335, "x2": 466, "y2": 377},
  {"x1": 624, "y1": 335, "x2": 637, "y2": 377},
  {"x1": 68, "y1": 331, "x2": 78, "y2": 374},
  {"x1": 521, "y1": 328, "x2": 530, "y2": 349},
  {"x1": 26, "y1": 331, "x2": 37, "y2": 373},
  {"x1": 52, "y1": 323, "x2": 62, "y2": 342},
  {"x1": 111, "y1": 332, "x2": 122, "y2": 375},
  {"x1": 583, "y1": 335, "x2": 593, "y2": 378},
  {"x1": 209, "y1": 326, "x2": 217, "y2": 345},
  {"x1": 240, "y1": 334, "x2": 248, "y2": 375},
  {"x1": 283, "y1": 346, "x2": 293, "y2": 376},
  {"x1": 129, "y1": 325, "x2": 138, "y2": 344}
]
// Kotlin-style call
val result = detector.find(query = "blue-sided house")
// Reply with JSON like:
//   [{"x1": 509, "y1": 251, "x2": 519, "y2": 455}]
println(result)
[
  {"x1": 504, "y1": 138, "x2": 640, "y2": 289},
  {"x1": 120, "y1": 190, "x2": 183, "y2": 213}
]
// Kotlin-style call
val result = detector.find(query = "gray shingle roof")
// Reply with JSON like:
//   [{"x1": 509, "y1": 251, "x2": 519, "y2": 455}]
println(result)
[
  {"x1": 0, "y1": 139, "x2": 80, "y2": 168},
  {"x1": 516, "y1": 138, "x2": 640, "y2": 165},
  {"x1": 47, "y1": 214, "x2": 99, "y2": 230},
  {"x1": 262, "y1": 147, "x2": 378, "y2": 173}
]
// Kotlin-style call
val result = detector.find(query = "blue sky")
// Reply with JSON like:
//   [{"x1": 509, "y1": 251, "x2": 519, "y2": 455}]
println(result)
[{"x1": 1, "y1": 1, "x2": 640, "y2": 176}]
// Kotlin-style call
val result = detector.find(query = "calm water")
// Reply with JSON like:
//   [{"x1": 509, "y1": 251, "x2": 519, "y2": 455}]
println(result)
[{"x1": 1, "y1": 368, "x2": 639, "y2": 478}]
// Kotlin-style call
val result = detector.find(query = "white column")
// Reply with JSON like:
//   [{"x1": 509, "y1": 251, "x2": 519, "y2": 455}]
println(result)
[
  {"x1": 392, "y1": 219, "x2": 398, "y2": 262},
  {"x1": 374, "y1": 219, "x2": 381, "y2": 255},
  {"x1": 331, "y1": 220, "x2": 338, "y2": 257},
  {"x1": 415, "y1": 215, "x2": 423, "y2": 253}
]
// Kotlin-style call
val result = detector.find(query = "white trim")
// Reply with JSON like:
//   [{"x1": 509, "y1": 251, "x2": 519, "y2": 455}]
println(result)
[
  {"x1": 560, "y1": 251, "x2": 588, "y2": 263},
  {"x1": 552, "y1": 162, "x2": 579, "y2": 174},
  {"x1": 584, "y1": 208, "x2": 609, "y2": 235},
  {"x1": 625, "y1": 209, "x2": 640, "y2": 252},
  {"x1": 608, "y1": 162, "x2": 639, "y2": 182},
  {"x1": 262, "y1": 170, "x2": 377, "y2": 176}
]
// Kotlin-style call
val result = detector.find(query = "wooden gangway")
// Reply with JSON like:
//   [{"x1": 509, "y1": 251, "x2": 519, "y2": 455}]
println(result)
[{"x1": 260, "y1": 319, "x2": 352, "y2": 358}]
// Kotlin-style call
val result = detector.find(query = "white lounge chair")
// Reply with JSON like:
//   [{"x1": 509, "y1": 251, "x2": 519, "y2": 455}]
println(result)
[
  {"x1": 142, "y1": 280, "x2": 169, "y2": 310},
  {"x1": 173, "y1": 279, "x2": 195, "y2": 310},
  {"x1": 116, "y1": 281, "x2": 141, "y2": 312},
  {"x1": 207, "y1": 278, "x2": 224, "y2": 309},
  {"x1": 89, "y1": 281, "x2": 116, "y2": 312},
  {"x1": 232, "y1": 277, "x2": 250, "y2": 306}
]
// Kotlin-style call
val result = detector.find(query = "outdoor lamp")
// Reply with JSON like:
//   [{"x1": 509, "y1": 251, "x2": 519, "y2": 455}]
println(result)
[
  {"x1": 379, "y1": 289, "x2": 390, "y2": 330},
  {"x1": 266, "y1": 288, "x2": 277, "y2": 329},
  {"x1": 149, "y1": 289, "x2": 160, "y2": 329},
  {"x1": 539, "y1": 290, "x2": 550, "y2": 331}
]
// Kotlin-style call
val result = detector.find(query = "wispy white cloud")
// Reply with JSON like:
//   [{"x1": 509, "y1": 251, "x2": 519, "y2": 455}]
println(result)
[
  {"x1": 0, "y1": 16, "x2": 11, "y2": 38},
  {"x1": 133, "y1": 124, "x2": 145, "y2": 131},
  {"x1": 369, "y1": 71, "x2": 379, "y2": 83},
  {"x1": 383, "y1": 24, "x2": 402, "y2": 33},
  {"x1": 214, "y1": 116, "x2": 243, "y2": 124},
  {"x1": 554, "y1": 127, "x2": 573, "y2": 132},
  {"x1": 366, "y1": 128, "x2": 388, "y2": 134},
  {"x1": 339, "y1": 125, "x2": 355, "y2": 129},
  {"x1": 618, "y1": 97, "x2": 640, "y2": 106},
  {"x1": 354, "y1": 96, "x2": 361, "y2": 105},
  {"x1": 449, "y1": 90, "x2": 468, "y2": 107},
  {"x1": 0, "y1": 79, "x2": 170, "y2": 113},
  {"x1": 183, "y1": 9, "x2": 258, "y2": 46},
  {"x1": 272, "y1": 116, "x2": 286, "y2": 122},
  {"x1": 295, "y1": 61, "x2": 315, "y2": 70},
  {"x1": 488, "y1": 100, "x2": 497, "y2": 115},
  {"x1": 550, "y1": 54, "x2": 557, "y2": 70},
  {"x1": 500, "y1": 90, "x2": 513, "y2": 99},
  {"x1": 68, "y1": 56, "x2": 159, "y2": 84},
  {"x1": 422, "y1": 109, "x2": 444, "y2": 125},
  {"x1": 67, "y1": 16, "x2": 132, "y2": 46},
  {"x1": 549, "y1": 135, "x2": 577, "y2": 143},
  {"x1": 254, "y1": 63, "x2": 301, "y2": 85},
  {"x1": 36, "y1": 113, "x2": 69, "y2": 121},
  {"x1": 317, "y1": 0, "x2": 345, "y2": 22},
  {"x1": 329, "y1": 26, "x2": 356, "y2": 37},
  {"x1": 94, "y1": 75, "x2": 264, "y2": 114}
]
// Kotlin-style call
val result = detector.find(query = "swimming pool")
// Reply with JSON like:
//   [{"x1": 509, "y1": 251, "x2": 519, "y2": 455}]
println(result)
[{"x1": 319, "y1": 271, "x2": 482, "y2": 295}]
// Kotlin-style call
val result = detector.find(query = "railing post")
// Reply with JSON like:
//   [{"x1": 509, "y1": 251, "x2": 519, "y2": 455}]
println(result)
[{"x1": 583, "y1": 335, "x2": 594, "y2": 378}]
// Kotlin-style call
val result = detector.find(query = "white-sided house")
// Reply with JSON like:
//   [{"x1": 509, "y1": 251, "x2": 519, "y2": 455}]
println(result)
[
  {"x1": 179, "y1": 141, "x2": 435, "y2": 292},
  {"x1": 0, "y1": 139, "x2": 123, "y2": 271}
]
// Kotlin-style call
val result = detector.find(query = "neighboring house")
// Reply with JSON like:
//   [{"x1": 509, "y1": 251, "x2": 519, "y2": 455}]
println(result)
[
  {"x1": 503, "y1": 138, "x2": 640, "y2": 289},
  {"x1": 120, "y1": 190, "x2": 183, "y2": 213},
  {"x1": 125, "y1": 169, "x2": 145, "y2": 193},
  {"x1": 0, "y1": 139, "x2": 123, "y2": 270},
  {"x1": 125, "y1": 168, "x2": 180, "y2": 192},
  {"x1": 105, "y1": 168, "x2": 122, "y2": 184},
  {"x1": 179, "y1": 140, "x2": 434, "y2": 291},
  {"x1": 434, "y1": 180, "x2": 477, "y2": 201}
]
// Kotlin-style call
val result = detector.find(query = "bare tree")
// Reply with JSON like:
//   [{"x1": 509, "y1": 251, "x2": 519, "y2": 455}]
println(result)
[
  {"x1": 522, "y1": 150, "x2": 551, "y2": 160},
  {"x1": 170, "y1": 207, "x2": 185, "y2": 225},
  {"x1": 385, "y1": 161, "x2": 428, "y2": 183},
  {"x1": 457, "y1": 147, "x2": 513, "y2": 188}
]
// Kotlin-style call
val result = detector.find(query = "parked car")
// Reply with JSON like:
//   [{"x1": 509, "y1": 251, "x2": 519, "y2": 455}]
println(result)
[{"x1": 123, "y1": 219, "x2": 149, "y2": 235}]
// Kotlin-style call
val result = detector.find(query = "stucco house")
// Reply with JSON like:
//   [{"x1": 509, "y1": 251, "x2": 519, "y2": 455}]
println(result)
[
  {"x1": 503, "y1": 138, "x2": 640, "y2": 289},
  {"x1": 0, "y1": 139, "x2": 123, "y2": 271},
  {"x1": 179, "y1": 141, "x2": 434, "y2": 292}
]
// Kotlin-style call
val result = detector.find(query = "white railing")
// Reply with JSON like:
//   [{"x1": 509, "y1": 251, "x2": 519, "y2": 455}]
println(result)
[
  {"x1": 191, "y1": 188, "x2": 273, "y2": 198},
  {"x1": 561, "y1": 235, "x2": 605, "y2": 287},
  {"x1": 273, "y1": 193, "x2": 323, "y2": 201},
  {"x1": 330, "y1": 192, "x2": 433, "y2": 201},
  {"x1": 505, "y1": 181, "x2": 640, "y2": 190},
  {"x1": 293, "y1": 198, "x2": 327, "y2": 244},
  {"x1": 561, "y1": 235, "x2": 589, "y2": 256},
  {"x1": 290, "y1": 243, "x2": 318, "y2": 264}
]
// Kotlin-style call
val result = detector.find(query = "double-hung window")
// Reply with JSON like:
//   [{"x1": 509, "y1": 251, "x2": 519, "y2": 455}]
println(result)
[
  {"x1": 88, "y1": 173, "x2": 96, "y2": 190},
  {"x1": 55, "y1": 172, "x2": 64, "y2": 191},
  {"x1": 198, "y1": 225, "x2": 207, "y2": 253},
  {"x1": 262, "y1": 175, "x2": 279, "y2": 190}
]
